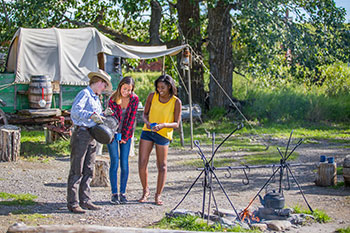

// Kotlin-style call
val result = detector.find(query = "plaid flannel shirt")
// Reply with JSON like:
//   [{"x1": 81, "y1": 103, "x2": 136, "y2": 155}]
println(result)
[{"x1": 109, "y1": 93, "x2": 139, "y2": 141}]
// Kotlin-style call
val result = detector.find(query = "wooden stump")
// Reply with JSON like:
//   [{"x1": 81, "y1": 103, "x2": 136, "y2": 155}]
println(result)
[
  {"x1": 0, "y1": 125, "x2": 21, "y2": 162},
  {"x1": 343, "y1": 155, "x2": 350, "y2": 187},
  {"x1": 315, "y1": 162, "x2": 337, "y2": 186},
  {"x1": 91, "y1": 155, "x2": 110, "y2": 187}
]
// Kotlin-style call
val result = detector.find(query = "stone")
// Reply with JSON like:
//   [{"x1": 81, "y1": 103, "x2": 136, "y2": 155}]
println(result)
[
  {"x1": 288, "y1": 214, "x2": 306, "y2": 225},
  {"x1": 265, "y1": 220, "x2": 292, "y2": 231},
  {"x1": 213, "y1": 208, "x2": 237, "y2": 218},
  {"x1": 251, "y1": 223, "x2": 268, "y2": 231},
  {"x1": 167, "y1": 209, "x2": 197, "y2": 218}
]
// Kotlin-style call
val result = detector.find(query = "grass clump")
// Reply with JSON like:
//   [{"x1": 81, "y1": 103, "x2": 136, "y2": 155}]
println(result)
[
  {"x1": 152, "y1": 215, "x2": 255, "y2": 232},
  {"x1": 336, "y1": 226, "x2": 350, "y2": 233},
  {"x1": 12, "y1": 213, "x2": 51, "y2": 224},
  {"x1": 331, "y1": 181, "x2": 345, "y2": 189},
  {"x1": 293, "y1": 205, "x2": 331, "y2": 223},
  {"x1": 0, "y1": 192, "x2": 38, "y2": 206}
]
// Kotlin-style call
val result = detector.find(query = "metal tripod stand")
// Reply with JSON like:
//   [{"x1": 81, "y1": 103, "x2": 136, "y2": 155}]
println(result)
[
  {"x1": 172, "y1": 123, "x2": 244, "y2": 222},
  {"x1": 242, "y1": 130, "x2": 313, "y2": 216}
]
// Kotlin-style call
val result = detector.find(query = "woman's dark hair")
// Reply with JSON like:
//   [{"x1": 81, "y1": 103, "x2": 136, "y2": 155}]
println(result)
[{"x1": 154, "y1": 74, "x2": 177, "y2": 97}]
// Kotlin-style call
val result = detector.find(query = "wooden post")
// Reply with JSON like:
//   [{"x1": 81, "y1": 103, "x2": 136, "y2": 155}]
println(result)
[
  {"x1": 91, "y1": 155, "x2": 110, "y2": 187},
  {"x1": 179, "y1": 119, "x2": 184, "y2": 147},
  {"x1": 186, "y1": 68, "x2": 193, "y2": 149},
  {"x1": 315, "y1": 162, "x2": 337, "y2": 186},
  {"x1": 44, "y1": 127, "x2": 53, "y2": 144},
  {"x1": 0, "y1": 125, "x2": 21, "y2": 162}
]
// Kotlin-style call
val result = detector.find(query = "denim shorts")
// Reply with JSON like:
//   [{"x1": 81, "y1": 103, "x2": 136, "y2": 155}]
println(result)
[{"x1": 140, "y1": 130, "x2": 170, "y2": 146}]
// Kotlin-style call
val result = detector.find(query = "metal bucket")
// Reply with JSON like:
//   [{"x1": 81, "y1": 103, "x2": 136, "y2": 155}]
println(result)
[
  {"x1": 28, "y1": 75, "x2": 53, "y2": 109},
  {"x1": 89, "y1": 116, "x2": 119, "y2": 144}
]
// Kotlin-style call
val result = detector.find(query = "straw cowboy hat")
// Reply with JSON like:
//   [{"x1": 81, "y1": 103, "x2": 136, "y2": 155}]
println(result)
[{"x1": 88, "y1": 69, "x2": 113, "y2": 92}]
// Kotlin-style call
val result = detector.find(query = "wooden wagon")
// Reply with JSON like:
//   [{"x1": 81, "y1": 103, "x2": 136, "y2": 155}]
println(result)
[{"x1": 0, "y1": 27, "x2": 185, "y2": 126}]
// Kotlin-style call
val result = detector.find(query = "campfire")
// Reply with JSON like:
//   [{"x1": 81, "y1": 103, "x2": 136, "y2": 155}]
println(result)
[{"x1": 239, "y1": 207, "x2": 260, "y2": 224}]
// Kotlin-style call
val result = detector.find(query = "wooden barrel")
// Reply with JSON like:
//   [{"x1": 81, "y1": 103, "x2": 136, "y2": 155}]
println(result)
[
  {"x1": 343, "y1": 155, "x2": 350, "y2": 187},
  {"x1": 28, "y1": 75, "x2": 53, "y2": 109}
]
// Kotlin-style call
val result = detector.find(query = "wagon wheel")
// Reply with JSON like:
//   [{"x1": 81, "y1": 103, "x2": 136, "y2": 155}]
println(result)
[{"x1": 0, "y1": 109, "x2": 8, "y2": 126}]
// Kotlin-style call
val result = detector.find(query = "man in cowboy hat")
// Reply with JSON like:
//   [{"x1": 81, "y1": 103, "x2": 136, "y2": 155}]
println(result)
[{"x1": 67, "y1": 69, "x2": 112, "y2": 213}]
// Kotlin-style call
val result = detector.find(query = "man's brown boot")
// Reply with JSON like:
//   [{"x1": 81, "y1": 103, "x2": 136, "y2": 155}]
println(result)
[
  {"x1": 80, "y1": 202, "x2": 101, "y2": 210},
  {"x1": 68, "y1": 206, "x2": 86, "y2": 214}
]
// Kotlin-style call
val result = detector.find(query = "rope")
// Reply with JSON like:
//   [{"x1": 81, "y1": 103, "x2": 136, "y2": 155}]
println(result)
[
  {"x1": 188, "y1": 45, "x2": 269, "y2": 148},
  {"x1": 0, "y1": 82, "x2": 15, "y2": 91},
  {"x1": 170, "y1": 55, "x2": 189, "y2": 95}
]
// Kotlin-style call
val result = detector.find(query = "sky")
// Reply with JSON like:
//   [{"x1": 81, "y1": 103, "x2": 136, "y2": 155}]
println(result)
[{"x1": 334, "y1": 0, "x2": 350, "y2": 22}]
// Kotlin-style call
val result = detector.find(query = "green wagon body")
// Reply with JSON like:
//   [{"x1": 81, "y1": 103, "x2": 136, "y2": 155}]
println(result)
[{"x1": 0, "y1": 73, "x2": 120, "y2": 114}]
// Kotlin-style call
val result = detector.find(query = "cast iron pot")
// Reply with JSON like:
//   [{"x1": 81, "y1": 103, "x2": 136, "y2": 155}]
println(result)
[
  {"x1": 89, "y1": 116, "x2": 119, "y2": 144},
  {"x1": 258, "y1": 190, "x2": 285, "y2": 209}
]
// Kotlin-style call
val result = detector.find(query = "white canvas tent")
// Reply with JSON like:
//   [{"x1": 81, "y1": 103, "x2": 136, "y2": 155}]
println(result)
[{"x1": 6, "y1": 27, "x2": 186, "y2": 85}]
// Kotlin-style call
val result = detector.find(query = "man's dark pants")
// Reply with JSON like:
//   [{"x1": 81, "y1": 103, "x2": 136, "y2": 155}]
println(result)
[{"x1": 67, "y1": 127, "x2": 96, "y2": 208}]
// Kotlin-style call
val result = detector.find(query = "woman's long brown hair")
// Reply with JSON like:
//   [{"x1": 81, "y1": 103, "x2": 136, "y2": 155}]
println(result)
[{"x1": 109, "y1": 76, "x2": 135, "y2": 104}]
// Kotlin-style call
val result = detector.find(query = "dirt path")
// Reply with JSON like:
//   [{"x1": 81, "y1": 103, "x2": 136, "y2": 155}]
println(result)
[{"x1": 0, "y1": 137, "x2": 349, "y2": 232}]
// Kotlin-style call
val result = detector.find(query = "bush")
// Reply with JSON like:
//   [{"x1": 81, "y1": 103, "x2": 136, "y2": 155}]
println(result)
[
  {"x1": 239, "y1": 64, "x2": 350, "y2": 123},
  {"x1": 319, "y1": 62, "x2": 350, "y2": 96}
]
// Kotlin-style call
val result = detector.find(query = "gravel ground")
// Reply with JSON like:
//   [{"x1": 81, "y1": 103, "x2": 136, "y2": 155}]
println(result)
[{"x1": 0, "y1": 136, "x2": 350, "y2": 233}]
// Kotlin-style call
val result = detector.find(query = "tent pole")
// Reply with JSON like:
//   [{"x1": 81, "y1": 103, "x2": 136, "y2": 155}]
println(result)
[
  {"x1": 187, "y1": 68, "x2": 193, "y2": 149},
  {"x1": 162, "y1": 56, "x2": 165, "y2": 75},
  {"x1": 59, "y1": 85, "x2": 62, "y2": 110}
]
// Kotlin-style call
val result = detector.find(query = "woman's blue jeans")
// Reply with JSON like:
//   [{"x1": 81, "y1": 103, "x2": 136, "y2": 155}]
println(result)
[{"x1": 107, "y1": 136, "x2": 131, "y2": 194}]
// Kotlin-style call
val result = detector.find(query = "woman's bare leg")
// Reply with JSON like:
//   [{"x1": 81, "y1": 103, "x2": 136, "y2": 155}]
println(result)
[
  {"x1": 154, "y1": 144, "x2": 168, "y2": 205},
  {"x1": 138, "y1": 139, "x2": 153, "y2": 202}
]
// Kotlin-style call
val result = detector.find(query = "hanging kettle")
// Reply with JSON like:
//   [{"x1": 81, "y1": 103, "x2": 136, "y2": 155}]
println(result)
[
  {"x1": 89, "y1": 116, "x2": 119, "y2": 144},
  {"x1": 258, "y1": 190, "x2": 285, "y2": 209}
]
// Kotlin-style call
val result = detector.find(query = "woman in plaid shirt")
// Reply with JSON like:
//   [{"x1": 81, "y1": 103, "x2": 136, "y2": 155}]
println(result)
[{"x1": 107, "y1": 76, "x2": 139, "y2": 204}]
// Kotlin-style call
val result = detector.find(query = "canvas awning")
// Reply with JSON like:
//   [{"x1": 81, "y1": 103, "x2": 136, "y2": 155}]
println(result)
[{"x1": 6, "y1": 27, "x2": 186, "y2": 85}]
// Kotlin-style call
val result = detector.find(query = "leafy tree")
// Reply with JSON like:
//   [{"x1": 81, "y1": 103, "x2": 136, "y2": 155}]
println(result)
[{"x1": 1, "y1": 0, "x2": 349, "y2": 110}]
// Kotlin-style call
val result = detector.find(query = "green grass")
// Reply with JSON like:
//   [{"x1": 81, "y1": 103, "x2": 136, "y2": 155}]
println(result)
[
  {"x1": 0, "y1": 192, "x2": 38, "y2": 206},
  {"x1": 12, "y1": 213, "x2": 51, "y2": 223},
  {"x1": 337, "y1": 166, "x2": 343, "y2": 175},
  {"x1": 126, "y1": 71, "x2": 161, "y2": 104},
  {"x1": 180, "y1": 157, "x2": 238, "y2": 168},
  {"x1": 21, "y1": 130, "x2": 70, "y2": 158},
  {"x1": 152, "y1": 215, "x2": 256, "y2": 232},
  {"x1": 293, "y1": 205, "x2": 331, "y2": 223},
  {"x1": 242, "y1": 150, "x2": 299, "y2": 165},
  {"x1": 336, "y1": 226, "x2": 350, "y2": 233},
  {"x1": 331, "y1": 181, "x2": 345, "y2": 189},
  {"x1": 169, "y1": 120, "x2": 350, "y2": 149}
]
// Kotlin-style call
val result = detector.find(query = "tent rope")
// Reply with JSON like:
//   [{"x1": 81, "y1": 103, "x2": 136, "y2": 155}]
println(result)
[
  {"x1": 188, "y1": 45, "x2": 269, "y2": 149},
  {"x1": 170, "y1": 55, "x2": 189, "y2": 95},
  {"x1": 0, "y1": 82, "x2": 15, "y2": 91}
]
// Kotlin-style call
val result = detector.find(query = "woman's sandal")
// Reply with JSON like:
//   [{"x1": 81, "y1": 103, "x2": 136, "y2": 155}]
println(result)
[
  {"x1": 155, "y1": 194, "x2": 163, "y2": 206},
  {"x1": 138, "y1": 189, "x2": 150, "y2": 203}
]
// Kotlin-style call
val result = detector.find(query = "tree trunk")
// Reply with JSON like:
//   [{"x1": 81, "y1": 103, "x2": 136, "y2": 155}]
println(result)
[
  {"x1": 207, "y1": 1, "x2": 233, "y2": 109},
  {"x1": 0, "y1": 125, "x2": 21, "y2": 162},
  {"x1": 149, "y1": 0, "x2": 162, "y2": 45},
  {"x1": 177, "y1": 0, "x2": 206, "y2": 108}
]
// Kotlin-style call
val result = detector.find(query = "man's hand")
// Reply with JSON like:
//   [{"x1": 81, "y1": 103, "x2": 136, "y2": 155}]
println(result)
[
  {"x1": 104, "y1": 107, "x2": 114, "y2": 116},
  {"x1": 91, "y1": 112, "x2": 105, "y2": 124}
]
